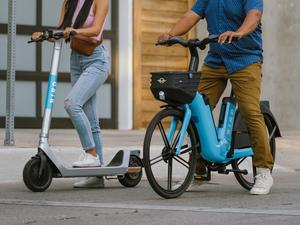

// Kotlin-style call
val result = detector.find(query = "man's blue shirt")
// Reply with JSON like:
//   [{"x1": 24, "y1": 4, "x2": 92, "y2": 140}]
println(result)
[{"x1": 192, "y1": 0, "x2": 263, "y2": 74}]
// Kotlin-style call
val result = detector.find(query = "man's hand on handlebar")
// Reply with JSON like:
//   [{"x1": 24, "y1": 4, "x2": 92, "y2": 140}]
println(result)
[
  {"x1": 218, "y1": 31, "x2": 243, "y2": 44},
  {"x1": 157, "y1": 33, "x2": 174, "y2": 46}
]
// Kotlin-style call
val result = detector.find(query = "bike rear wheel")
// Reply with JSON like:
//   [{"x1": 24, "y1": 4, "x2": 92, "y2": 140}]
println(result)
[
  {"x1": 143, "y1": 108, "x2": 197, "y2": 199},
  {"x1": 232, "y1": 115, "x2": 276, "y2": 190}
]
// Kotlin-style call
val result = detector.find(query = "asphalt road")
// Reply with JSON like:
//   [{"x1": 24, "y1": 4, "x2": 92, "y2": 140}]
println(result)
[{"x1": 0, "y1": 172, "x2": 300, "y2": 225}]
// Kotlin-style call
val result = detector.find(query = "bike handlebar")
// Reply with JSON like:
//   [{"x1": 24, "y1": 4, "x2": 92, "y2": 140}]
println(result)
[
  {"x1": 157, "y1": 35, "x2": 238, "y2": 50},
  {"x1": 28, "y1": 30, "x2": 77, "y2": 44},
  {"x1": 156, "y1": 35, "x2": 239, "y2": 72}
]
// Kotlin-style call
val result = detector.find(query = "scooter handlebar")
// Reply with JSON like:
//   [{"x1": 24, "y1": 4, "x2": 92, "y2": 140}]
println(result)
[{"x1": 28, "y1": 29, "x2": 77, "y2": 44}]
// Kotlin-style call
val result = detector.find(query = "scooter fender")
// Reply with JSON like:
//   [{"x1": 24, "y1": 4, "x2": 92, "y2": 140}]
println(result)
[{"x1": 34, "y1": 148, "x2": 55, "y2": 178}]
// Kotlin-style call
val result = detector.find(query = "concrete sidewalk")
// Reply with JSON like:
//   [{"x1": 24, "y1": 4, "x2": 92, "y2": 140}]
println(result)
[
  {"x1": 0, "y1": 129, "x2": 146, "y2": 149},
  {"x1": 0, "y1": 129, "x2": 300, "y2": 182}
]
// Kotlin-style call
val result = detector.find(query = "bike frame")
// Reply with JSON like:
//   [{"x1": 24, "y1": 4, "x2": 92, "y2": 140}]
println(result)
[
  {"x1": 167, "y1": 93, "x2": 253, "y2": 164},
  {"x1": 166, "y1": 40, "x2": 254, "y2": 164}
]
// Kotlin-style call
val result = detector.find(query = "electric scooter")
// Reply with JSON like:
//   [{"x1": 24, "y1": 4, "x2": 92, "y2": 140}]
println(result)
[{"x1": 23, "y1": 30, "x2": 142, "y2": 192}]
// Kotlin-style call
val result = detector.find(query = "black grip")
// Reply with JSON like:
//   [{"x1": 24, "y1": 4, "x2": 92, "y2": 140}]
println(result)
[
  {"x1": 28, "y1": 37, "x2": 43, "y2": 44},
  {"x1": 231, "y1": 37, "x2": 240, "y2": 42},
  {"x1": 70, "y1": 30, "x2": 78, "y2": 36},
  {"x1": 156, "y1": 36, "x2": 188, "y2": 47}
]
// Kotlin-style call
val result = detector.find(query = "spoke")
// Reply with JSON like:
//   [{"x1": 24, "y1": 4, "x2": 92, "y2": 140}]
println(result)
[
  {"x1": 269, "y1": 126, "x2": 277, "y2": 142},
  {"x1": 171, "y1": 126, "x2": 182, "y2": 149},
  {"x1": 167, "y1": 158, "x2": 173, "y2": 191},
  {"x1": 173, "y1": 156, "x2": 190, "y2": 169},
  {"x1": 253, "y1": 163, "x2": 257, "y2": 177},
  {"x1": 178, "y1": 145, "x2": 193, "y2": 155},
  {"x1": 237, "y1": 157, "x2": 247, "y2": 166},
  {"x1": 177, "y1": 143, "x2": 199, "y2": 157},
  {"x1": 150, "y1": 154, "x2": 163, "y2": 163},
  {"x1": 174, "y1": 155, "x2": 190, "y2": 169},
  {"x1": 150, "y1": 157, "x2": 164, "y2": 166},
  {"x1": 158, "y1": 122, "x2": 170, "y2": 149}
]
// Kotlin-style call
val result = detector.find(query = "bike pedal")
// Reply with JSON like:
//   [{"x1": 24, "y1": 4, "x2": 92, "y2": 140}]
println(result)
[
  {"x1": 219, "y1": 169, "x2": 248, "y2": 175},
  {"x1": 194, "y1": 175, "x2": 210, "y2": 181},
  {"x1": 239, "y1": 169, "x2": 248, "y2": 175}
]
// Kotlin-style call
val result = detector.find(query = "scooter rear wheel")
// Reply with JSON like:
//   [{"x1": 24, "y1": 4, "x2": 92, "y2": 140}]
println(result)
[
  {"x1": 118, "y1": 155, "x2": 143, "y2": 187},
  {"x1": 23, "y1": 158, "x2": 53, "y2": 192}
]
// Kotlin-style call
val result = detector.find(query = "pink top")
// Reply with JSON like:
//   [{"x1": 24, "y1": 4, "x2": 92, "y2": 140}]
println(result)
[{"x1": 72, "y1": 0, "x2": 105, "y2": 41}]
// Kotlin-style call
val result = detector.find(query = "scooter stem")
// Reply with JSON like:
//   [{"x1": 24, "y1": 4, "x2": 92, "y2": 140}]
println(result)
[{"x1": 40, "y1": 40, "x2": 63, "y2": 141}]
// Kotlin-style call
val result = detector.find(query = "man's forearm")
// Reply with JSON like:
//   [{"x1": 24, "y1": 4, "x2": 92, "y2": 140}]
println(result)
[
  {"x1": 237, "y1": 10, "x2": 262, "y2": 36},
  {"x1": 169, "y1": 11, "x2": 202, "y2": 36}
]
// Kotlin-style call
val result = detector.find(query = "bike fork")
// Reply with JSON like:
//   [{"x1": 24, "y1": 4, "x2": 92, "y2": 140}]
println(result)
[{"x1": 167, "y1": 105, "x2": 192, "y2": 155}]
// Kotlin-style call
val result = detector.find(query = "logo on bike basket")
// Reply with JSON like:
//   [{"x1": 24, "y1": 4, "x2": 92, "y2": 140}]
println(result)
[{"x1": 157, "y1": 78, "x2": 167, "y2": 84}]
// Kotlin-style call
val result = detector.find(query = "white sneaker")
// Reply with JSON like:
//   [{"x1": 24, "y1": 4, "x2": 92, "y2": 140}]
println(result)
[
  {"x1": 72, "y1": 153, "x2": 101, "y2": 168},
  {"x1": 73, "y1": 177, "x2": 105, "y2": 188},
  {"x1": 250, "y1": 168, "x2": 274, "y2": 195}
]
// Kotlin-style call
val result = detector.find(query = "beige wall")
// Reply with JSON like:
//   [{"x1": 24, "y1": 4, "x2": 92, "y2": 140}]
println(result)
[
  {"x1": 261, "y1": 0, "x2": 300, "y2": 131},
  {"x1": 133, "y1": 0, "x2": 195, "y2": 128}
]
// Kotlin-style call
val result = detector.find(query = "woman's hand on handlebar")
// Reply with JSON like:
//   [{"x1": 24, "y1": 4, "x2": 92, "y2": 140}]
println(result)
[
  {"x1": 218, "y1": 31, "x2": 243, "y2": 44},
  {"x1": 63, "y1": 27, "x2": 78, "y2": 39},
  {"x1": 31, "y1": 32, "x2": 43, "y2": 41}
]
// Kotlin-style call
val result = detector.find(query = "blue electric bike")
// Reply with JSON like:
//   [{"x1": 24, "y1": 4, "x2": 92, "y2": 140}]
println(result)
[{"x1": 143, "y1": 36, "x2": 281, "y2": 199}]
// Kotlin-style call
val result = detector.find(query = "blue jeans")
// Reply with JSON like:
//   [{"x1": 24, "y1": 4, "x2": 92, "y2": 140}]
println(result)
[{"x1": 65, "y1": 45, "x2": 109, "y2": 164}]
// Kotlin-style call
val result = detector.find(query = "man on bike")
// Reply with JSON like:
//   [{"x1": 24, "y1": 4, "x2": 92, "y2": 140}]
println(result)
[{"x1": 158, "y1": 0, "x2": 274, "y2": 195}]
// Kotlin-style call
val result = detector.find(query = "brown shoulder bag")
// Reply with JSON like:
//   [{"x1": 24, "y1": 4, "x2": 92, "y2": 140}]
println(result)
[{"x1": 70, "y1": 35, "x2": 102, "y2": 56}]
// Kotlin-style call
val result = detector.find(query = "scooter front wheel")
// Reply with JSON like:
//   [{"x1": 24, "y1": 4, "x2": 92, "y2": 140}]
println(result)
[
  {"x1": 23, "y1": 158, "x2": 53, "y2": 192},
  {"x1": 118, "y1": 155, "x2": 143, "y2": 187}
]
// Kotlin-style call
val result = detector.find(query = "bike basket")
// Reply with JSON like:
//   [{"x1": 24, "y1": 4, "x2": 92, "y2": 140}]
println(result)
[{"x1": 150, "y1": 71, "x2": 200, "y2": 104}]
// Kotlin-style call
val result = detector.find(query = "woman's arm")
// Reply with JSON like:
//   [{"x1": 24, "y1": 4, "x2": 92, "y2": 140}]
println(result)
[
  {"x1": 58, "y1": 0, "x2": 67, "y2": 28},
  {"x1": 31, "y1": 0, "x2": 67, "y2": 41},
  {"x1": 158, "y1": 10, "x2": 203, "y2": 43},
  {"x1": 218, "y1": 9, "x2": 262, "y2": 43}
]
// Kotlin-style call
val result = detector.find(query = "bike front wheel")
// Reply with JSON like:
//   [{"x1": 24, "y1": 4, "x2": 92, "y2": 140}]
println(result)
[{"x1": 143, "y1": 108, "x2": 197, "y2": 199}]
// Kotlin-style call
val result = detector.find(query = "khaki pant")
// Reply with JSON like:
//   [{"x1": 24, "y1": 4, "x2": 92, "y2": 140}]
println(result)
[{"x1": 196, "y1": 62, "x2": 274, "y2": 174}]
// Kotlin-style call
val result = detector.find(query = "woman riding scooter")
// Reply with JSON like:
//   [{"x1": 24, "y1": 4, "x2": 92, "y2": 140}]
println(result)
[{"x1": 31, "y1": 0, "x2": 109, "y2": 188}]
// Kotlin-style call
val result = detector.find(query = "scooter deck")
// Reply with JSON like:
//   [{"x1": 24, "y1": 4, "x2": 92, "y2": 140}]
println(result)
[{"x1": 47, "y1": 149, "x2": 141, "y2": 178}]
